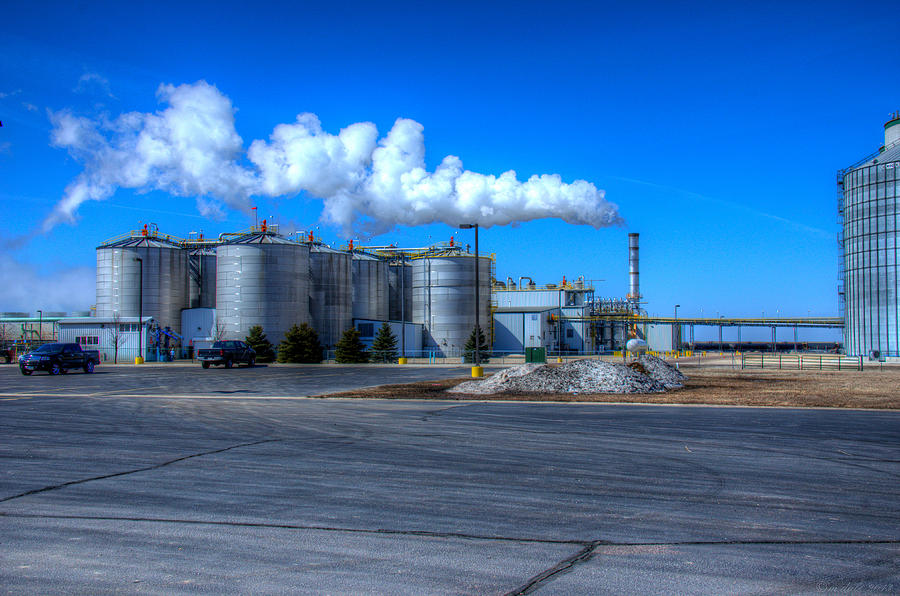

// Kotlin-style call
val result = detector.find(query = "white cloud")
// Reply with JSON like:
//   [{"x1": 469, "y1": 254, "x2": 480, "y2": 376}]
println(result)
[
  {"x1": 0, "y1": 256, "x2": 95, "y2": 313},
  {"x1": 45, "y1": 81, "x2": 255, "y2": 231},
  {"x1": 0, "y1": 89, "x2": 22, "y2": 99},
  {"x1": 22, "y1": 102, "x2": 38, "y2": 112},
  {"x1": 47, "y1": 80, "x2": 621, "y2": 235}
]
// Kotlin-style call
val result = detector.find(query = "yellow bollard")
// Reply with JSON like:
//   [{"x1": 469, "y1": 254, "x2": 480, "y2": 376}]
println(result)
[
  {"x1": 471, "y1": 366, "x2": 483, "y2": 378},
  {"x1": 557, "y1": 357, "x2": 562, "y2": 363},
  {"x1": 398, "y1": 357, "x2": 408, "y2": 365},
  {"x1": 134, "y1": 357, "x2": 144, "y2": 365}
]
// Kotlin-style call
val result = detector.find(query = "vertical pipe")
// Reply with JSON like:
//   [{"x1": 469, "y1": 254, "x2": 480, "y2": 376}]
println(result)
[{"x1": 628, "y1": 233, "x2": 640, "y2": 310}]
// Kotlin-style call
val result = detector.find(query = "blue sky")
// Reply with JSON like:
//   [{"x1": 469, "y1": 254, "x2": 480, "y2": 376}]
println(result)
[{"x1": 1, "y1": 1, "x2": 898, "y2": 341}]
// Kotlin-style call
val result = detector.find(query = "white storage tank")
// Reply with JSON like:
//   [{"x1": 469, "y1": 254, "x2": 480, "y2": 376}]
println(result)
[
  {"x1": 216, "y1": 233, "x2": 310, "y2": 345},
  {"x1": 840, "y1": 112, "x2": 900, "y2": 357},
  {"x1": 352, "y1": 252, "x2": 389, "y2": 322},
  {"x1": 309, "y1": 245, "x2": 352, "y2": 349},
  {"x1": 412, "y1": 250, "x2": 492, "y2": 357},
  {"x1": 95, "y1": 235, "x2": 189, "y2": 335}
]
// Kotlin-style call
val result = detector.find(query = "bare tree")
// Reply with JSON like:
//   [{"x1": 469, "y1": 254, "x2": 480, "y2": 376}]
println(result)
[
  {"x1": 213, "y1": 319, "x2": 228, "y2": 341},
  {"x1": 110, "y1": 312, "x2": 128, "y2": 364}
]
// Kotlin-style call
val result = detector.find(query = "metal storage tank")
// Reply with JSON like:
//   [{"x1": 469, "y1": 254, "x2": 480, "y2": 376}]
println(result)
[
  {"x1": 188, "y1": 250, "x2": 217, "y2": 309},
  {"x1": 351, "y1": 252, "x2": 389, "y2": 321},
  {"x1": 388, "y1": 257, "x2": 412, "y2": 322},
  {"x1": 309, "y1": 245, "x2": 352, "y2": 349},
  {"x1": 96, "y1": 235, "x2": 189, "y2": 335},
  {"x1": 216, "y1": 233, "x2": 310, "y2": 345},
  {"x1": 412, "y1": 250, "x2": 493, "y2": 357},
  {"x1": 839, "y1": 112, "x2": 900, "y2": 357}
]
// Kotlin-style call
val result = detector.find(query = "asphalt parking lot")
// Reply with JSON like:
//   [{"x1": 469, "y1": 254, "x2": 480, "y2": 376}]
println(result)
[{"x1": 1, "y1": 364, "x2": 898, "y2": 594}]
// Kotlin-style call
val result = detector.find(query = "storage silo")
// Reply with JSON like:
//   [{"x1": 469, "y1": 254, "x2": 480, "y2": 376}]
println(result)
[
  {"x1": 388, "y1": 257, "x2": 412, "y2": 322},
  {"x1": 96, "y1": 235, "x2": 189, "y2": 334},
  {"x1": 839, "y1": 111, "x2": 900, "y2": 357},
  {"x1": 412, "y1": 250, "x2": 493, "y2": 357},
  {"x1": 188, "y1": 250, "x2": 217, "y2": 309},
  {"x1": 216, "y1": 233, "x2": 310, "y2": 345},
  {"x1": 308, "y1": 245, "x2": 352, "y2": 349},
  {"x1": 351, "y1": 252, "x2": 389, "y2": 321}
]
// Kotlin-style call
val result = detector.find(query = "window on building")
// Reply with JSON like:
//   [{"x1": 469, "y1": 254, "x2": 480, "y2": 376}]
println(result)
[
  {"x1": 357, "y1": 322, "x2": 375, "y2": 337},
  {"x1": 566, "y1": 329, "x2": 574, "y2": 338},
  {"x1": 76, "y1": 336, "x2": 99, "y2": 345}
]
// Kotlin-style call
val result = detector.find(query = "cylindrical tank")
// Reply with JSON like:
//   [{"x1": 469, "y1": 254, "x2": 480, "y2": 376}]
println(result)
[
  {"x1": 95, "y1": 236, "x2": 189, "y2": 334},
  {"x1": 308, "y1": 245, "x2": 352, "y2": 349},
  {"x1": 351, "y1": 252, "x2": 389, "y2": 321},
  {"x1": 388, "y1": 258, "x2": 412, "y2": 322},
  {"x1": 188, "y1": 251, "x2": 217, "y2": 309},
  {"x1": 841, "y1": 114, "x2": 900, "y2": 357},
  {"x1": 215, "y1": 234, "x2": 310, "y2": 346},
  {"x1": 412, "y1": 253, "x2": 492, "y2": 357}
]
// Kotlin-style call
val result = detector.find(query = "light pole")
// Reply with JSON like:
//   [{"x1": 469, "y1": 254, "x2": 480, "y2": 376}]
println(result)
[
  {"x1": 673, "y1": 304, "x2": 680, "y2": 353},
  {"x1": 134, "y1": 257, "x2": 143, "y2": 364},
  {"x1": 459, "y1": 223, "x2": 482, "y2": 377},
  {"x1": 37, "y1": 310, "x2": 42, "y2": 344}
]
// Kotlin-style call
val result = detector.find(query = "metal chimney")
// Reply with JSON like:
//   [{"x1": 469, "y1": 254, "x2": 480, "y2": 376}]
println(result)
[{"x1": 628, "y1": 233, "x2": 640, "y2": 308}]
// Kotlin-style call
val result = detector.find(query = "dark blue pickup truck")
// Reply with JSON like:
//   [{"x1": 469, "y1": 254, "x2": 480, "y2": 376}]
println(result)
[
  {"x1": 18, "y1": 343, "x2": 101, "y2": 375},
  {"x1": 197, "y1": 340, "x2": 256, "y2": 369}
]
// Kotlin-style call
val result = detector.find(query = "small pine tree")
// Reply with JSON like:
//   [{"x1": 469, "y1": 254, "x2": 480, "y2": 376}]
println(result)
[
  {"x1": 463, "y1": 325, "x2": 490, "y2": 363},
  {"x1": 277, "y1": 323, "x2": 323, "y2": 363},
  {"x1": 370, "y1": 322, "x2": 399, "y2": 363},
  {"x1": 335, "y1": 327, "x2": 369, "y2": 363},
  {"x1": 245, "y1": 325, "x2": 275, "y2": 362}
]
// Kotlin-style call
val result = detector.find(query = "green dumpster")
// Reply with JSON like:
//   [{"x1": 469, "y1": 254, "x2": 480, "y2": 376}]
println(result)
[{"x1": 525, "y1": 347, "x2": 546, "y2": 363}]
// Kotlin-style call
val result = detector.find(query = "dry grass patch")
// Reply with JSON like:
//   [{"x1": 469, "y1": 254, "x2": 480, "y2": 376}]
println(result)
[{"x1": 326, "y1": 366, "x2": 900, "y2": 409}]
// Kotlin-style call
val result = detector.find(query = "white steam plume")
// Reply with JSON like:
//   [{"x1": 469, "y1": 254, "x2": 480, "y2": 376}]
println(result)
[
  {"x1": 47, "y1": 80, "x2": 621, "y2": 233},
  {"x1": 45, "y1": 81, "x2": 254, "y2": 231}
]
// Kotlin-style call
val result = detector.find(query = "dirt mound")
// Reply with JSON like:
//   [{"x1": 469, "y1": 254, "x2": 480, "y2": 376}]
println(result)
[
  {"x1": 448, "y1": 359, "x2": 666, "y2": 395},
  {"x1": 638, "y1": 354, "x2": 687, "y2": 389}
]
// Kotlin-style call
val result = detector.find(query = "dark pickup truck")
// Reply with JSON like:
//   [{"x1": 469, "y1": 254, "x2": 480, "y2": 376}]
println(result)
[
  {"x1": 19, "y1": 343, "x2": 101, "y2": 375},
  {"x1": 197, "y1": 341, "x2": 256, "y2": 369}
]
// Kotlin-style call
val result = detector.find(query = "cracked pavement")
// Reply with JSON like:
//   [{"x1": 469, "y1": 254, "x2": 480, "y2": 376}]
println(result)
[{"x1": 1, "y1": 365, "x2": 898, "y2": 594}]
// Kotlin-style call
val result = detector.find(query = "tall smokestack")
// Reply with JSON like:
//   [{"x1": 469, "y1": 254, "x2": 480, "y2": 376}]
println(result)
[{"x1": 628, "y1": 233, "x2": 640, "y2": 308}]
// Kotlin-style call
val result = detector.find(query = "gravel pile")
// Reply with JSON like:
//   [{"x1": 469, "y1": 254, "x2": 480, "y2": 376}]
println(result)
[
  {"x1": 448, "y1": 359, "x2": 666, "y2": 395},
  {"x1": 638, "y1": 354, "x2": 687, "y2": 389}
]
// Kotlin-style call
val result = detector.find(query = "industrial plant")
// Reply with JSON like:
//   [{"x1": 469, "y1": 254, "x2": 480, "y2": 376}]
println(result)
[{"x1": 7, "y1": 114, "x2": 900, "y2": 363}]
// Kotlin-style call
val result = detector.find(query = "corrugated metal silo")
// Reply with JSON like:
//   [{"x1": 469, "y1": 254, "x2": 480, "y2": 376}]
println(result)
[
  {"x1": 216, "y1": 233, "x2": 310, "y2": 345},
  {"x1": 95, "y1": 236, "x2": 189, "y2": 335},
  {"x1": 839, "y1": 112, "x2": 900, "y2": 357},
  {"x1": 388, "y1": 258, "x2": 412, "y2": 322},
  {"x1": 309, "y1": 245, "x2": 352, "y2": 349},
  {"x1": 412, "y1": 251, "x2": 492, "y2": 356},
  {"x1": 352, "y1": 252, "x2": 389, "y2": 321}
]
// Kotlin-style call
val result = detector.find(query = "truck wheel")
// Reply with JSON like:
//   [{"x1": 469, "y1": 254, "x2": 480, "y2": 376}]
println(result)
[
  {"x1": 50, "y1": 363, "x2": 61, "y2": 375},
  {"x1": 84, "y1": 361, "x2": 94, "y2": 374},
  {"x1": 248, "y1": 357, "x2": 255, "y2": 368},
  {"x1": 225, "y1": 359, "x2": 233, "y2": 369},
  {"x1": 20, "y1": 368, "x2": 32, "y2": 376},
  {"x1": 202, "y1": 362, "x2": 210, "y2": 369}
]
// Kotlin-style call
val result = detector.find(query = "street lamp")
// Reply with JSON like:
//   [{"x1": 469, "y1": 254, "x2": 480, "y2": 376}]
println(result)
[
  {"x1": 37, "y1": 309, "x2": 42, "y2": 344},
  {"x1": 459, "y1": 223, "x2": 482, "y2": 377},
  {"x1": 134, "y1": 257, "x2": 143, "y2": 364}
]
